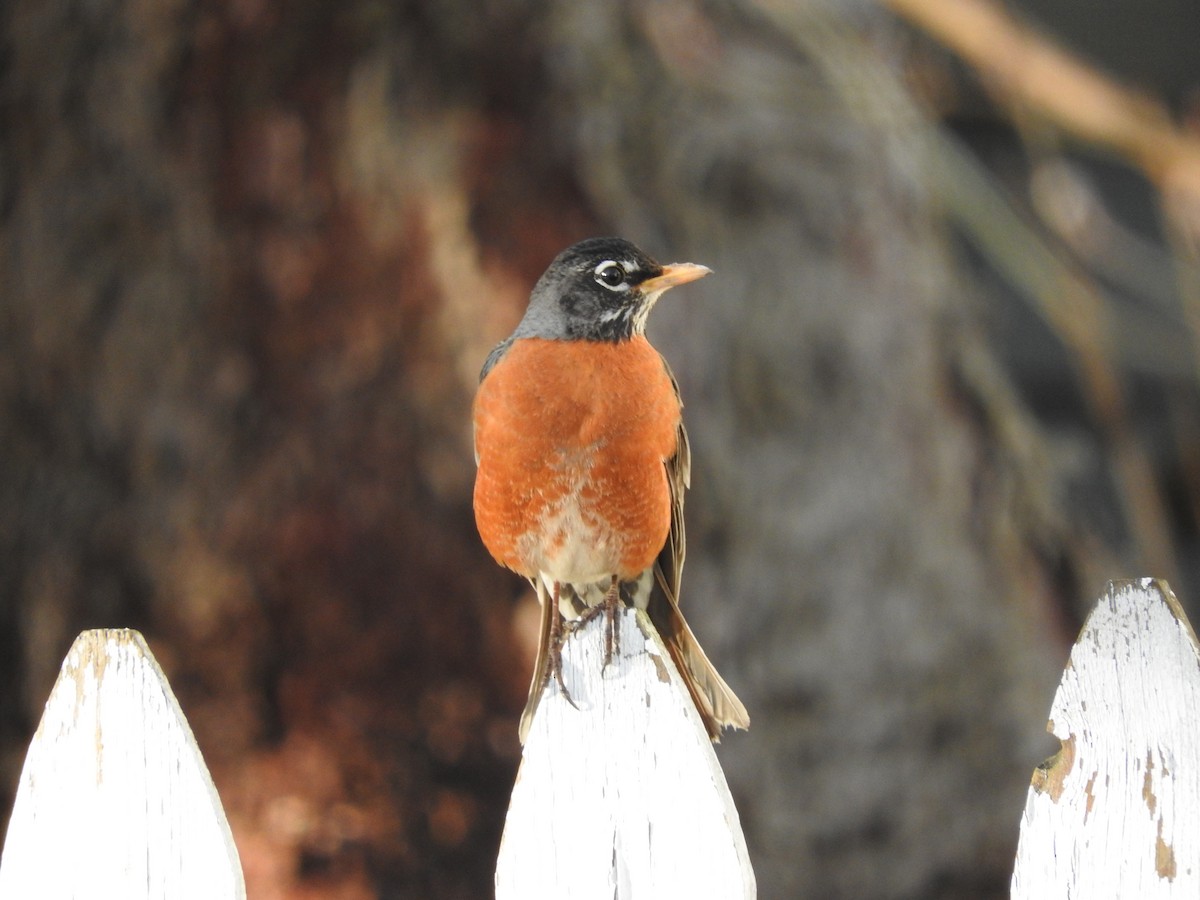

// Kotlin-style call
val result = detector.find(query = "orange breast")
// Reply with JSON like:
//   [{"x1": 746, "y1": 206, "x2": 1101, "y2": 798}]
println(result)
[{"x1": 472, "y1": 336, "x2": 680, "y2": 582}]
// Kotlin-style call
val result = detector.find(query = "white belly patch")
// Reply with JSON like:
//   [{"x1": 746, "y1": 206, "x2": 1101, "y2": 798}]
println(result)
[{"x1": 519, "y1": 491, "x2": 620, "y2": 585}]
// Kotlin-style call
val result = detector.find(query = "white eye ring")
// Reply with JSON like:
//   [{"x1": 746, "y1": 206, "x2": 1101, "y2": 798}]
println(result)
[{"x1": 594, "y1": 261, "x2": 628, "y2": 291}]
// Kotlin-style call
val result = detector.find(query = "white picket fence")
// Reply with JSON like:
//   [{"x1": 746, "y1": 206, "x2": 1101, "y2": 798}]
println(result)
[
  {"x1": 1, "y1": 579, "x2": 1197, "y2": 897},
  {"x1": 1011, "y1": 578, "x2": 1200, "y2": 896},
  {"x1": 495, "y1": 607, "x2": 755, "y2": 898},
  {"x1": 0, "y1": 630, "x2": 245, "y2": 899}
]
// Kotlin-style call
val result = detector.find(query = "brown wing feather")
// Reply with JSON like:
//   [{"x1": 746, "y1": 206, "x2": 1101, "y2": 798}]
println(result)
[{"x1": 648, "y1": 358, "x2": 750, "y2": 740}]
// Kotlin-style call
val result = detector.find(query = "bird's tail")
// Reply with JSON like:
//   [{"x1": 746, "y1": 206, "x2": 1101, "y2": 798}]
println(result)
[
  {"x1": 518, "y1": 572, "x2": 749, "y2": 743},
  {"x1": 648, "y1": 569, "x2": 750, "y2": 741},
  {"x1": 518, "y1": 578, "x2": 557, "y2": 744}
]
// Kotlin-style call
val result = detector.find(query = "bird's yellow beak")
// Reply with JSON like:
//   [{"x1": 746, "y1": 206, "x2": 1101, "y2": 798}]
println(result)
[{"x1": 638, "y1": 262, "x2": 712, "y2": 294}]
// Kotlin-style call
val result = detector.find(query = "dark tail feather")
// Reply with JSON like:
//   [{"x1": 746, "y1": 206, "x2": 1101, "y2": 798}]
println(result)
[
  {"x1": 518, "y1": 578, "x2": 556, "y2": 744},
  {"x1": 648, "y1": 570, "x2": 750, "y2": 741}
]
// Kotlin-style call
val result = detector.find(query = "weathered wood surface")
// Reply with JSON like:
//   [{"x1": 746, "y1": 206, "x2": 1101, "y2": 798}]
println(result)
[
  {"x1": 1012, "y1": 579, "x2": 1200, "y2": 897},
  {"x1": 0, "y1": 629, "x2": 245, "y2": 899},
  {"x1": 496, "y1": 607, "x2": 754, "y2": 899}
]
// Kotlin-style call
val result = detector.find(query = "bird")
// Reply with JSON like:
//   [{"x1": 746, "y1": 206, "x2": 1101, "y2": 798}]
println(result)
[{"x1": 472, "y1": 236, "x2": 749, "y2": 743}]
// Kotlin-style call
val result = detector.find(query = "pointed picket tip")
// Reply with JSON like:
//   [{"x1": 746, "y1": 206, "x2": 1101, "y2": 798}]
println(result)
[
  {"x1": 0, "y1": 629, "x2": 246, "y2": 899},
  {"x1": 1012, "y1": 579, "x2": 1200, "y2": 897},
  {"x1": 496, "y1": 607, "x2": 754, "y2": 899}
]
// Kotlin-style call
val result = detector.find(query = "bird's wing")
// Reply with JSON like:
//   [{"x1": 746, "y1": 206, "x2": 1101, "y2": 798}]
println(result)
[
  {"x1": 650, "y1": 355, "x2": 750, "y2": 740},
  {"x1": 479, "y1": 336, "x2": 515, "y2": 382},
  {"x1": 473, "y1": 336, "x2": 516, "y2": 466},
  {"x1": 660, "y1": 359, "x2": 690, "y2": 601}
]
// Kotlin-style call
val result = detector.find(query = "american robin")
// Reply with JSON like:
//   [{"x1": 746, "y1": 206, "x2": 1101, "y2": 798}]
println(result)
[{"x1": 473, "y1": 236, "x2": 749, "y2": 743}]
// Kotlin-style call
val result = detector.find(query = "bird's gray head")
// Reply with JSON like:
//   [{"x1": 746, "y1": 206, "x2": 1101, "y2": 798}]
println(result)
[{"x1": 512, "y1": 237, "x2": 711, "y2": 343}]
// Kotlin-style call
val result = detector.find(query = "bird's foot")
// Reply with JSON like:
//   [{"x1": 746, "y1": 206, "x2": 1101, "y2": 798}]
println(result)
[
  {"x1": 573, "y1": 576, "x2": 623, "y2": 668},
  {"x1": 576, "y1": 576, "x2": 621, "y2": 667},
  {"x1": 603, "y1": 576, "x2": 621, "y2": 667},
  {"x1": 543, "y1": 596, "x2": 577, "y2": 710}
]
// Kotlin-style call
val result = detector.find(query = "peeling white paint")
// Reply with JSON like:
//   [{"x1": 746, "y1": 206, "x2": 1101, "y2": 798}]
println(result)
[
  {"x1": 1012, "y1": 579, "x2": 1200, "y2": 897},
  {"x1": 0, "y1": 629, "x2": 245, "y2": 899},
  {"x1": 496, "y1": 607, "x2": 754, "y2": 899}
]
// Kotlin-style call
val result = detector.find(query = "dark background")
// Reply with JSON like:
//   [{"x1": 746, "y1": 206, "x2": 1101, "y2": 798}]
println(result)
[{"x1": 2, "y1": 0, "x2": 1198, "y2": 897}]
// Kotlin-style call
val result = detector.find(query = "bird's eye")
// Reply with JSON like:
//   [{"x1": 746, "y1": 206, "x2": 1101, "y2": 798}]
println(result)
[{"x1": 594, "y1": 262, "x2": 627, "y2": 290}]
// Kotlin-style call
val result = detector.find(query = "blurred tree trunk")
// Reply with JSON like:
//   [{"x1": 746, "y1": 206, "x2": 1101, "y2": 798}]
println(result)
[{"x1": 1, "y1": 1, "x2": 1089, "y2": 897}]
